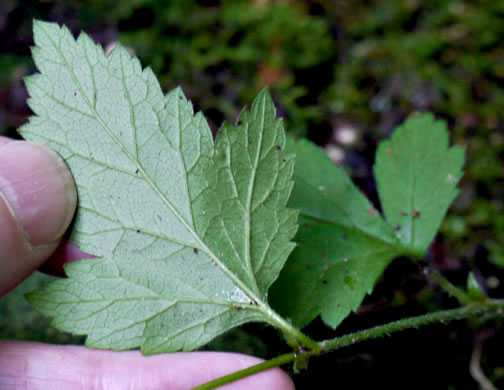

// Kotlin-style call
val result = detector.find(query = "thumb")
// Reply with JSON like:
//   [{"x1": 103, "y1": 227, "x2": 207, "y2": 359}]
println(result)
[{"x1": 0, "y1": 139, "x2": 77, "y2": 296}]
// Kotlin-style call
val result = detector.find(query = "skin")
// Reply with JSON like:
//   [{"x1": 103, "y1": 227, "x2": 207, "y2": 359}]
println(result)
[{"x1": 0, "y1": 136, "x2": 294, "y2": 390}]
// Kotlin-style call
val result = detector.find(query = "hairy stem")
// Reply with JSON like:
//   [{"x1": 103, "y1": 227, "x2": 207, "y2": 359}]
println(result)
[
  {"x1": 193, "y1": 301, "x2": 504, "y2": 390},
  {"x1": 265, "y1": 307, "x2": 321, "y2": 352},
  {"x1": 321, "y1": 303, "x2": 502, "y2": 352},
  {"x1": 256, "y1": 300, "x2": 321, "y2": 352}
]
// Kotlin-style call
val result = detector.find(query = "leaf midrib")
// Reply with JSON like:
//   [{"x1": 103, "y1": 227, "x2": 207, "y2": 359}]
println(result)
[{"x1": 244, "y1": 104, "x2": 265, "y2": 295}]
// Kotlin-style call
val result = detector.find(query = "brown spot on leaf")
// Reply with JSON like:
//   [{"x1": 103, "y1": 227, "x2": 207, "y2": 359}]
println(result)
[
  {"x1": 413, "y1": 210, "x2": 421, "y2": 218},
  {"x1": 368, "y1": 208, "x2": 377, "y2": 216},
  {"x1": 387, "y1": 147, "x2": 392, "y2": 156},
  {"x1": 393, "y1": 224, "x2": 401, "y2": 231}
]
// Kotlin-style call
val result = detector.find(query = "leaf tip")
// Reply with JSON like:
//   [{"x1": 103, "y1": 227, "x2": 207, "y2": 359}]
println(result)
[
  {"x1": 32, "y1": 19, "x2": 58, "y2": 37},
  {"x1": 32, "y1": 18, "x2": 44, "y2": 30},
  {"x1": 255, "y1": 87, "x2": 273, "y2": 104}
]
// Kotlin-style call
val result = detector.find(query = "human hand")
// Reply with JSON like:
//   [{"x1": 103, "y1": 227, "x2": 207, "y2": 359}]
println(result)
[{"x1": 0, "y1": 137, "x2": 294, "y2": 389}]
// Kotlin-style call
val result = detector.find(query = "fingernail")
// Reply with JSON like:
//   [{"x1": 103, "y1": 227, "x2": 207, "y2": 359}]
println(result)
[{"x1": 0, "y1": 142, "x2": 77, "y2": 247}]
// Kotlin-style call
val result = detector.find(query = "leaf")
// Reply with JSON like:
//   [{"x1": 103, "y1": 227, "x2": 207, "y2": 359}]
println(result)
[
  {"x1": 21, "y1": 20, "x2": 297, "y2": 354},
  {"x1": 0, "y1": 272, "x2": 83, "y2": 344},
  {"x1": 271, "y1": 115, "x2": 465, "y2": 329},
  {"x1": 374, "y1": 113, "x2": 465, "y2": 255},
  {"x1": 270, "y1": 138, "x2": 403, "y2": 329},
  {"x1": 466, "y1": 272, "x2": 486, "y2": 301}
]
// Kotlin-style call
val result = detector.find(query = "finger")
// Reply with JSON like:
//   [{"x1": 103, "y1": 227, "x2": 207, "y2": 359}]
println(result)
[
  {"x1": 0, "y1": 140, "x2": 77, "y2": 296},
  {"x1": 0, "y1": 341, "x2": 295, "y2": 390},
  {"x1": 39, "y1": 241, "x2": 94, "y2": 277},
  {"x1": 0, "y1": 137, "x2": 13, "y2": 147}
]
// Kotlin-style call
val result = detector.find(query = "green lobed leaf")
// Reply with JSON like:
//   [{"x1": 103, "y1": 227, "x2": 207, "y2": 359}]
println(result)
[
  {"x1": 270, "y1": 139, "x2": 403, "y2": 329},
  {"x1": 271, "y1": 114, "x2": 465, "y2": 329},
  {"x1": 21, "y1": 20, "x2": 297, "y2": 354},
  {"x1": 374, "y1": 113, "x2": 465, "y2": 255}
]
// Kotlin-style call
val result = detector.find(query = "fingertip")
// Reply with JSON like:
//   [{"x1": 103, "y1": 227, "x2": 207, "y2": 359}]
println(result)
[
  {"x1": 0, "y1": 141, "x2": 77, "y2": 245},
  {"x1": 0, "y1": 141, "x2": 77, "y2": 295}
]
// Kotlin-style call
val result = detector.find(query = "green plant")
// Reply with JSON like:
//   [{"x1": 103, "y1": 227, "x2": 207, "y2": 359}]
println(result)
[
  {"x1": 326, "y1": 0, "x2": 504, "y2": 275},
  {"x1": 15, "y1": 21, "x2": 504, "y2": 389}
]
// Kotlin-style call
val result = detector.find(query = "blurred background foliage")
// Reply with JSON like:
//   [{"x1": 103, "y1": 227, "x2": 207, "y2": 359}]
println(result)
[{"x1": 1, "y1": 0, "x2": 503, "y2": 388}]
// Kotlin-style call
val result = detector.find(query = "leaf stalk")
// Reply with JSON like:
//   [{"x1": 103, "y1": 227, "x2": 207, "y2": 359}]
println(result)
[
  {"x1": 426, "y1": 269, "x2": 476, "y2": 305},
  {"x1": 259, "y1": 302, "x2": 321, "y2": 352}
]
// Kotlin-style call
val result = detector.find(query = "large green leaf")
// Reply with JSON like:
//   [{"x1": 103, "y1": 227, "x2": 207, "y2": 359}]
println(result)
[
  {"x1": 270, "y1": 139, "x2": 402, "y2": 328},
  {"x1": 21, "y1": 21, "x2": 297, "y2": 354},
  {"x1": 374, "y1": 113, "x2": 465, "y2": 255},
  {"x1": 271, "y1": 115, "x2": 464, "y2": 329}
]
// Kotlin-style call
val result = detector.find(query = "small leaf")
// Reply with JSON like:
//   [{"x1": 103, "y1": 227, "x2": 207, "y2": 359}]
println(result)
[
  {"x1": 374, "y1": 113, "x2": 465, "y2": 255},
  {"x1": 270, "y1": 139, "x2": 403, "y2": 329},
  {"x1": 466, "y1": 272, "x2": 487, "y2": 301},
  {"x1": 21, "y1": 21, "x2": 296, "y2": 354}
]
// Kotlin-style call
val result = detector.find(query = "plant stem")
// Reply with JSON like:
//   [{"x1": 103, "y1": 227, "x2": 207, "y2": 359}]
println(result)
[
  {"x1": 426, "y1": 269, "x2": 474, "y2": 305},
  {"x1": 259, "y1": 302, "x2": 321, "y2": 352},
  {"x1": 192, "y1": 353, "x2": 296, "y2": 390},
  {"x1": 272, "y1": 316, "x2": 321, "y2": 353},
  {"x1": 193, "y1": 302, "x2": 504, "y2": 389},
  {"x1": 322, "y1": 303, "x2": 502, "y2": 352}
]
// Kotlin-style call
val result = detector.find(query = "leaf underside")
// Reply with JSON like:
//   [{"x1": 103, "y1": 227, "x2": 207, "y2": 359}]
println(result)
[
  {"x1": 271, "y1": 114, "x2": 464, "y2": 329},
  {"x1": 21, "y1": 20, "x2": 297, "y2": 354}
]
